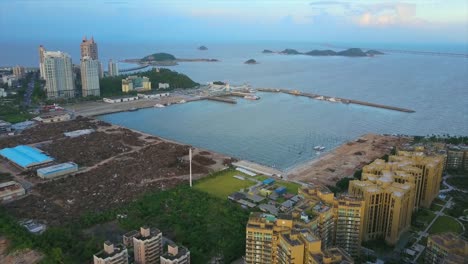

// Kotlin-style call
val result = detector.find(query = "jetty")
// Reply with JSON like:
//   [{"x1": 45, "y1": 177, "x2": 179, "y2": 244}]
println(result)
[
  {"x1": 204, "y1": 96, "x2": 237, "y2": 104},
  {"x1": 257, "y1": 88, "x2": 415, "y2": 113}
]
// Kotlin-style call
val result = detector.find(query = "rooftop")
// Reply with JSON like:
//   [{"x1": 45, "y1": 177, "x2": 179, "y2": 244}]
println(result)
[
  {"x1": 37, "y1": 162, "x2": 78, "y2": 175},
  {"x1": 0, "y1": 145, "x2": 54, "y2": 169}
]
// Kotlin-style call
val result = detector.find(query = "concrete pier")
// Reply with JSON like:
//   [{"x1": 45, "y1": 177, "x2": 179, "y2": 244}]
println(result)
[{"x1": 257, "y1": 88, "x2": 415, "y2": 113}]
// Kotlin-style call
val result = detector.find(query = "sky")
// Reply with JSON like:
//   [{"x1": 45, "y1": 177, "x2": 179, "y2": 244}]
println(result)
[{"x1": 1, "y1": 0, "x2": 467, "y2": 45}]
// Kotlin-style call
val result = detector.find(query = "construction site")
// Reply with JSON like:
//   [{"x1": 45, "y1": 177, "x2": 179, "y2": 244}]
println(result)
[
  {"x1": 0, "y1": 117, "x2": 233, "y2": 225},
  {"x1": 287, "y1": 134, "x2": 411, "y2": 186}
]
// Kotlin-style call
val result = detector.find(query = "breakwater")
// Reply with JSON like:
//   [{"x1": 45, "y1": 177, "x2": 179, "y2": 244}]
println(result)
[{"x1": 257, "y1": 88, "x2": 415, "y2": 113}]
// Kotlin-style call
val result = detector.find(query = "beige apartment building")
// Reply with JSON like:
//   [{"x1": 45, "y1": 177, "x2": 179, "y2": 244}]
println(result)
[
  {"x1": 133, "y1": 226, "x2": 163, "y2": 264},
  {"x1": 93, "y1": 241, "x2": 128, "y2": 264},
  {"x1": 160, "y1": 244, "x2": 190, "y2": 264},
  {"x1": 245, "y1": 212, "x2": 354, "y2": 264},
  {"x1": 425, "y1": 233, "x2": 468, "y2": 264}
]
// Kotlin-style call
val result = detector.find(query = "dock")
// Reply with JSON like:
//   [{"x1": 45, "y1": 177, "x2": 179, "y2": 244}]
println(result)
[
  {"x1": 204, "y1": 96, "x2": 237, "y2": 104},
  {"x1": 257, "y1": 88, "x2": 415, "y2": 113}
]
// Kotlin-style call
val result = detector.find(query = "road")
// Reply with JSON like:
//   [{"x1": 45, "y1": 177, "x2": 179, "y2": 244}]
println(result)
[
  {"x1": 411, "y1": 197, "x2": 454, "y2": 263},
  {"x1": 23, "y1": 72, "x2": 38, "y2": 106},
  {"x1": 440, "y1": 173, "x2": 468, "y2": 193}
]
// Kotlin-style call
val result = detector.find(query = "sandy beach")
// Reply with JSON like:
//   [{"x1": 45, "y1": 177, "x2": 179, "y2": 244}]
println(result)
[{"x1": 287, "y1": 134, "x2": 411, "y2": 186}]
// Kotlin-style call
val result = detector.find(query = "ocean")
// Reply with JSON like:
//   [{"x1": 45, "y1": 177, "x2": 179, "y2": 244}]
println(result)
[{"x1": 2, "y1": 41, "x2": 467, "y2": 170}]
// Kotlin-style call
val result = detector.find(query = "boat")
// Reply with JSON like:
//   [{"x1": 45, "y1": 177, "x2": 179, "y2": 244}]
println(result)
[
  {"x1": 178, "y1": 100, "x2": 186, "y2": 104},
  {"x1": 244, "y1": 95, "x2": 260, "y2": 100},
  {"x1": 128, "y1": 107, "x2": 138, "y2": 112},
  {"x1": 154, "y1": 104, "x2": 165, "y2": 108},
  {"x1": 314, "y1": 146, "x2": 326, "y2": 151}
]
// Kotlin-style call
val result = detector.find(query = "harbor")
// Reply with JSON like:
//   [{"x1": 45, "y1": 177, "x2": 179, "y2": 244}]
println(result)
[{"x1": 257, "y1": 88, "x2": 415, "y2": 113}]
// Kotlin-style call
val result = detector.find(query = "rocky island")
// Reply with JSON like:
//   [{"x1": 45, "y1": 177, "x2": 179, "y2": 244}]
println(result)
[
  {"x1": 268, "y1": 48, "x2": 384, "y2": 57},
  {"x1": 123, "y1": 52, "x2": 219, "y2": 66},
  {"x1": 198, "y1": 45, "x2": 208, "y2": 50},
  {"x1": 262, "y1": 49, "x2": 274, "y2": 53},
  {"x1": 244, "y1": 59, "x2": 258, "y2": 64}
]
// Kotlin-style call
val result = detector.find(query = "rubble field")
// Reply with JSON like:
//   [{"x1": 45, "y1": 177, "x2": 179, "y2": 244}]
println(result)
[{"x1": 1, "y1": 118, "x2": 230, "y2": 225}]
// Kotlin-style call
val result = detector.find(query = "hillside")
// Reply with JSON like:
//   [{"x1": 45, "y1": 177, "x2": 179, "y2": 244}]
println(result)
[
  {"x1": 269, "y1": 48, "x2": 384, "y2": 57},
  {"x1": 141, "y1": 52, "x2": 176, "y2": 62},
  {"x1": 99, "y1": 68, "x2": 199, "y2": 97}
]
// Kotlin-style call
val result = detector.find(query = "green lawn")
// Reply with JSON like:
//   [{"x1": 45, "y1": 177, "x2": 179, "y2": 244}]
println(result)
[
  {"x1": 447, "y1": 176, "x2": 468, "y2": 191},
  {"x1": 428, "y1": 216, "x2": 463, "y2": 234},
  {"x1": 255, "y1": 175, "x2": 301, "y2": 194},
  {"x1": 413, "y1": 210, "x2": 436, "y2": 230},
  {"x1": 430, "y1": 203, "x2": 443, "y2": 212},
  {"x1": 194, "y1": 169, "x2": 256, "y2": 199}
]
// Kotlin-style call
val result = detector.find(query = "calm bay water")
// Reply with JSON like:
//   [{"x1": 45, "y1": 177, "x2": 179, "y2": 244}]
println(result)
[
  {"x1": 2, "y1": 41, "x2": 466, "y2": 170},
  {"x1": 97, "y1": 42, "x2": 467, "y2": 170}
]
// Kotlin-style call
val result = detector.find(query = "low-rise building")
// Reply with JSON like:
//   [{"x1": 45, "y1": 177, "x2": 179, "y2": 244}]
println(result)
[
  {"x1": 425, "y1": 233, "x2": 468, "y2": 264},
  {"x1": 94, "y1": 241, "x2": 129, "y2": 264},
  {"x1": 122, "y1": 76, "x2": 151, "y2": 93},
  {"x1": 160, "y1": 244, "x2": 190, "y2": 264},
  {"x1": 37, "y1": 162, "x2": 78, "y2": 179},
  {"x1": 0, "y1": 88, "x2": 8, "y2": 97},
  {"x1": 137, "y1": 93, "x2": 169, "y2": 99},
  {"x1": 0, "y1": 181, "x2": 25, "y2": 202},
  {"x1": 103, "y1": 96, "x2": 139, "y2": 104},
  {"x1": 13, "y1": 65, "x2": 25, "y2": 79},
  {"x1": 158, "y1": 83, "x2": 170, "y2": 89},
  {"x1": 33, "y1": 111, "x2": 71, "y2": 123},
  {"x1": 0, "y1": 120, "x2": 12, "y2": 133}
]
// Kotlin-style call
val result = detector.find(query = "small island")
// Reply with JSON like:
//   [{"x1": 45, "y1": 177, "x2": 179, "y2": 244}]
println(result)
[
  {"x1": 244, "y1": 59, "x2": 258, "y2": 64},
  {"x1": 123, "y1": 52, "x2": 219, "y2": 66},
  {"x1": 262, "y1": 49, "x2": 274, "y2": 53},
  {"x1": 198, "y1": 45, "x2": 208, "y2": 50},
  {"x1": 267, "y1": 48, "x2": 384, "y2": 57}
]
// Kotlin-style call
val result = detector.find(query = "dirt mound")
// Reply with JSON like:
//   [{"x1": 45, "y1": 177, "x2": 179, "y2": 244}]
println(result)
[
  {"x1": 193, "y1": 154, "x2": 216, "y2": 166},
  {"x1": 0, "y1": 117, "x2": 99, "y2": 148}
]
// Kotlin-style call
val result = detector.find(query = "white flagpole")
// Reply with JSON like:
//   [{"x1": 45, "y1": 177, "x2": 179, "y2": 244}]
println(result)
[{"x1": 189, "y1": 148, "x2": 192, "y2": 187}]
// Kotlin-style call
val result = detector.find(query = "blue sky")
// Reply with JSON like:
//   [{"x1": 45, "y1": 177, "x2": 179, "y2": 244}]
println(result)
[{"x1": 1, "y1": 0, "x2": 467, "y2": 44}]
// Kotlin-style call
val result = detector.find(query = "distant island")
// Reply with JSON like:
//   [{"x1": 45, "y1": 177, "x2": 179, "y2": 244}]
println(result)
[
  {"x1": 123, "y1": 52, "x2": 219, "y2": 66},
  {"x1": 198, "y1": 46, "x2": 208, "y2": 50},
  {"x1": 266, "y1": 48, "x2": 384, "y2": 57},
  {"x1": 244, "y1": 59, "x2": 258, "y2": 64}
]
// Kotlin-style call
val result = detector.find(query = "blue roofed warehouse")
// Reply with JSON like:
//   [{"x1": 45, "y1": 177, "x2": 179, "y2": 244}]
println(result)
[
  {"x1": 0, "y1": 145, "x2": 54, "y2": 170},
  {"x1": 37, "y1": 162, "x2": 78, "y2": 179},
  {"x1": 262, "y1": 178, "x2": 275, "y2": 185}
]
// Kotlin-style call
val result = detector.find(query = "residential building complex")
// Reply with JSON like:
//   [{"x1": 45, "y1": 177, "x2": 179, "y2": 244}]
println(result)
[
  {"x1": 425, "y1": 233, "x2": 468, "y2": 264},
  {"x1": 93, "y1": 241, "x2": 129, "y2": 264},
  {"x1": 80, "y1": 36, "x2": 98, "y2": 60},
  {"x1": 38, "y1": 45, "x2": 46, "y2": 79},
  {"x1": 160, "y1": 244, "x2": 191, "y2": 264},
  {"x1": 446, "y1": 145, "x2": 468, "y2": 171},
  {"x1": 81, "y1": 56, "x2": 101, "y2": 97},
  {"x1": 43, "y1": 51, "x2": 75, "y2": 98},
  {"x1": 108, "y1": 59, "x2": 119, "y2": 76},
  {"x1": 245, "y1": 212, "x2": 354, "y2": 264},
  {"x1": 13, "y1": 65, "x2": 25, "y2": 79},
  {"x1": 0, "y1": 181, "x2": 25, "y2": 202},
  {"x1": 133, "y1": 226, "x2": 163, "y2": 264},
  {"x1": 122, "y1": 76, "x2": 151, "y2": 93},
  {"x1": 348, "y1": 150, "x2": 444, "y2": 245}
]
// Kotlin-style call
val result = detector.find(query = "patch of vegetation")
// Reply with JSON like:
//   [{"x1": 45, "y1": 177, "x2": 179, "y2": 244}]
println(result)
[
  {"x1": 212, "y1": 81, "x2": 226, "y2": 85},
  {"x1": 99, "y1": 69, "x2": 198, "y2": 97},
  {"x1": 428, "y1": 216, "x2": 462, "y2": 234},
  {"x1": 412, "y1": 209, "x2": 436, "y2": 229},
  {"x1": 141, "y1": 53, "x2": 176, "y2": 62},
  {"x1": 1, "y1": 184, "x2": 249, "y2": 263},
  {"x1": 430, "y1": 203, "x2": 443, "y2": 211},
  {"x1": 446, "y1": 190, "x2": 468, "y2": 218},
  {"x1": 327, "y1": 177, "x2": 353, "y2": 195},
  {"x1": 194, "y1": 168, "x2": 255, "y2": 199},
  {"x1": 446, "y1": 176, "x2": 468, "y2": 190},
  {"x1": 0, "y1": 103, "x2": 33, "y2": 123},
  {"x1": 413, "y1": 135, "x2": 468, "y2": 145}
]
